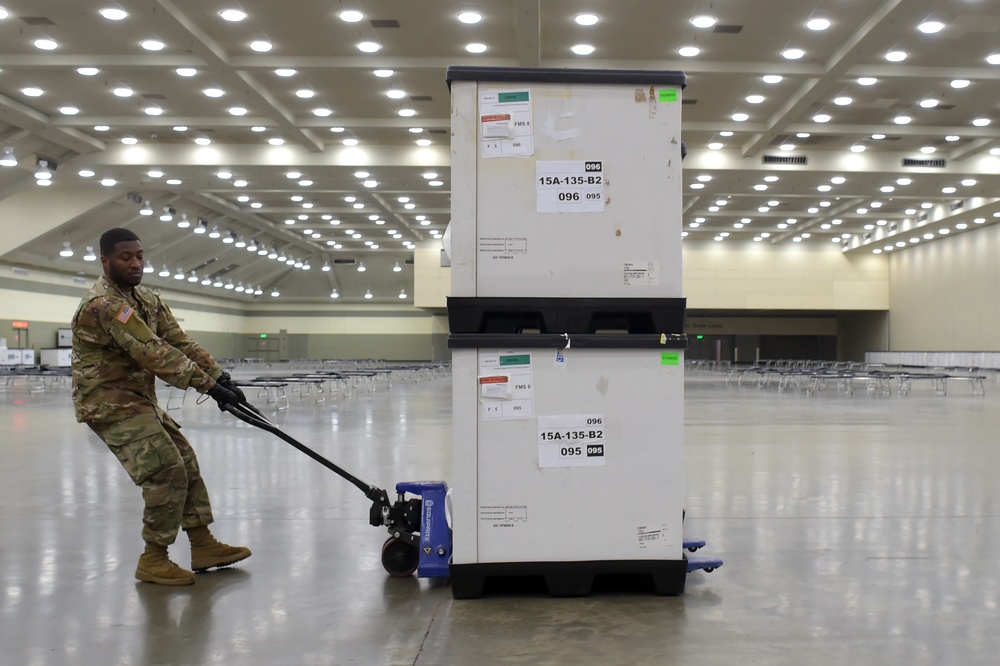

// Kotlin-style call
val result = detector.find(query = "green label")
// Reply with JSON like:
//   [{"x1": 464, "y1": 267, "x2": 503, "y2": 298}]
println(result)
[
  {"x1": 260, "y1": 333, "x2": 267, "y2": 338},
  {"x1": 499, "y1": 354, "x2": 530, "y2": 366},
  {"x1": 498, "y1": 91, "x2": 529, "y2": 102},
  {"x1": 658, "y1": 88, "x2": 679, "y2": 103},
  {"x1": 660, "y1": 352, "x2": 680, "y2": 366}
]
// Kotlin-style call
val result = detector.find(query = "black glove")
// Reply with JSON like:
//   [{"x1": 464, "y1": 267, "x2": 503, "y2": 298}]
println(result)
[
  {"x1": 217, "y1": 371, "x2": 247, "y2": 404},
  {"x1": 207, "y1": 382, "x2": 240, "y2": 410}
]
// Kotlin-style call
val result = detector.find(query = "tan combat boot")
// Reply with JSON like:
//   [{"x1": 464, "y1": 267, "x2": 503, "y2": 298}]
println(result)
[
  {"x1": 187, "y1": 526, "x2": 252, "y2": 572},
  {"x1": 135, "y1": 543, "x2": 195, "y2": 586}
]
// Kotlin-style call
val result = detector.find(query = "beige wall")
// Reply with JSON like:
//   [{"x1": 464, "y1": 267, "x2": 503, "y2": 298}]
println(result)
[
  {"x1": 889, "y1": 224, "x2": 1000, "y2": 351},
  {"x1": 683, "y1": 241, "x2": 888, "y2": 310}
]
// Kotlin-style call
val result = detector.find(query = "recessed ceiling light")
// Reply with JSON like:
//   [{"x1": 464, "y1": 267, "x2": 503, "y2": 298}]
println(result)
[
  {"x1": 386, "y1": 89, "x2": 406, "y2": 99},
  {"x1": 678, "y1": 46, "x2": 700, "y2": 57},
  {"x1": 165, "y1": 178, "x2": 182, "y2": 185},
  {"x1": 764, "y1": 176, "x2": 779, "y2": 182},
  {"x1": 112, "y1": 87, "x2": 133, "y2": 97},
  {"x1": 121, "y1": 136, "x2": 137, "y2": 145},
  {"x1": 59, "y1": 106, "x2": 79, "y2": 115},
  {"x1": 458, "y1": 11, "x2": 482, "y2": 24},
  {"x1": 885, "y1": 50, "x2": 907, "y2": 62},
  {"x1": 100, "y1": 8, "x2": 128, "y2": 20},
  {"x1": 144, "y1": 106, "x2": 163, "y2": 115},
  {"x1": 962, "y1": 178, "x2": 977, "y2": 186},
  {"x1": 79, "y1": 169, "x2": 95, "y2": 177},
  {"x1": 806, "y1": 18, "x2": 831, "y2": 30},
  {"x1": 834, "y1": 96, "x2": 852, "y2": 105},
  {"x1": 746, "y1": 95, "x2": 765, "y2": 104},
  {"x1": 77, "y1": 67, "x2": 99, "y2": 76},
  {"x1": 228, "y1": 106, "x2": 247, "y2": 116},
  {"x1": 250, "y1": 40, "x2": 272, "y2": 52},
  {"x1": 373, "y1": 69, "x2": 394, "y2": 78},
  {"x1": 919, "y1": 98, "x2": 939, "y2": 108},
  {"x1": 275, "y1": 68, "x2": 296, "y2": 77},
  {"x1": 708, "y1": 142, "x2": 724, "y2": 150},
  {"x1": 782, "y1": 48, "x2": 805, "y2": 60},
  {"x1": 690, "y1": 15, "x2": 717, "y2": 28},
  {"x1": 732, "y1": 112, "x2": 749, "y2": 122},
  {"x1": 780, "y1": 143, "x2": 795, "y2": 151},
  {"x1": 921, "y1": 146, "x2": 936, "y2": 154},
  {"x1": 817, "y1": 184, "x2": 831, "y2": 192},
  {"x1": 268, "y1": 137, "x2": 284, "y2": 145},
  {"x1": 220, "y1": 9, "x2": 246, "y2": 21},
  {"x1": 762, "y1": 75, "x2": 782, "y2": 84},
  {"x1": 918, "y1": 21, "x2": 944, "y2": 34},
  {"x1": 251, "y1": 126, "x2": 267, "y2": 132},
  {"x1": 295, "y1": 89, "x2": 315, "y2": 98},
  {"x1": 176, "y1": 67, "x2": 197, "y2": 77},
  {"x1": 195, "y1": 137, "x2": 212, "y2": 145},
  {"x1": 140, "y1": 39, "x2": 165, "y2": 51},
  {"x1": 299, "y1": 179, "x2": 313, "y2": 186},
  {"x1": 973, "y1": 118, "x2": 991, "y2": 127},
  {"x1": 893, "y1": 115, "x2": 911, "y2": 124},
  {"x1": 172, "y1": 125, "x2": 188, "y2": 132},
  {"x1": 812, "y1": 114, "x2": 831, "y2": 123},
  {"x1": 398, "y1": 109, "x2": 416, "y2": 117},
  {"x1": 203, "y1": 87, "x2": 224, "y2": 97},
  {"x1": 330, "y1": 126, "x2": 345, "y2": 133},
  {"x1": 575, "y1": 13, "x2": 599, "y2": 26},
  {"x1": 358, "y1": 41, "x2": 381, "y2": 53},
  {"x1": 871, "y1": 133, "x2": 885, "y2": 140},
  {"x1": 33, "y1": 38, "x2": 58, "y2": 50},
  {"x1": 720, "y1": 131, "x2": 734, "y2": 137},
  {"x1": 850, "y1": 144, "x2": 866, "y2": 152},
  {"x1": 696, "y1": 175, "x2": 712, "y2": 182},
  {"x1": 343, "y1": 138, "x2": 359, "y2": 146},
  {"x1": 339, "y1": 10, "x2": 364, "y2": 22},
  {"x1": 465, "y1": 43, "x2": 488, "y2": 53},
  {"x1": 571, "y1": 44, "x2": 595, "y2": 55},
  {"x1": 857, "y1": 77, "x2": 878, "y2": 86},
  {"x1": 945, "y1": 135, "x2": 960, "y2": 142},
  {"x1": 22, "y1": 87, "x2": 43, "y2": 97},
  {"x1": 950, "y1": 79, "x2": 971, "y2": 88},
  {"x1": 312, "y1": 108, "x2": 332, "y2": 117}
]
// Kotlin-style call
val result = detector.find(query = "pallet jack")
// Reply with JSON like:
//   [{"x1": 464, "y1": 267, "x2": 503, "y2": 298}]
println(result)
[{"x1": 222, "y1": 401, "x2": 721, "y2": 582}]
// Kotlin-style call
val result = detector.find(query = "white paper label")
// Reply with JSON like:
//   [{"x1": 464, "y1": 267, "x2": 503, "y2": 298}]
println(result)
[
  {"x1": 479, "y1": 90, "x2": 533, "y2": 158},
  {"x1": 479, "y1": 352, "x2": 533, "y2": 420},
  {"x1": 536, "y1": 160, "x2": 605, "y2": 213},
  {"x1": 554, "y1": 349, "x2": 567, "y2": 369},
  {"x1": 623, "y1": 261, "x2": 660, "y2": 286},
  {"x1": 537, "y1": 414, "x2": 605, "y2": 467}
]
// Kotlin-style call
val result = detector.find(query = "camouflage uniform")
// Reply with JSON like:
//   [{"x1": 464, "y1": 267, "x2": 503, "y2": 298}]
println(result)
[{"x1": 72, "y1": 276, "x2": 223, "y2": 547}]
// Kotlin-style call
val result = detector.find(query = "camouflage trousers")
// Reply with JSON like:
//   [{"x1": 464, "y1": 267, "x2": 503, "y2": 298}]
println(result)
[{"x1": 89, "y1": 412, "x2": 214, "y2": 546}]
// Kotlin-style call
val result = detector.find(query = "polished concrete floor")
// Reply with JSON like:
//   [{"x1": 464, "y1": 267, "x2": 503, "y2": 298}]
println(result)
[{"x1": 2, "y1": 368, "x2": 999, "y2": 665}]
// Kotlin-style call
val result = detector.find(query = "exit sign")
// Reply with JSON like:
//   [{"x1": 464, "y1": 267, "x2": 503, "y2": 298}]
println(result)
[
  {"x1": 259, "y1": 333, "x2": 267, "y2": 338},
  {"x1": 12, "y1": 321, "x2": 29, "y2": 329}
]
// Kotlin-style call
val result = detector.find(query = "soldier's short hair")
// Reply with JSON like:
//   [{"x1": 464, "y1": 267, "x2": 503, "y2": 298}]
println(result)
[{"x1": 100, "y1": 228, "x2": 141, "y2": 257}]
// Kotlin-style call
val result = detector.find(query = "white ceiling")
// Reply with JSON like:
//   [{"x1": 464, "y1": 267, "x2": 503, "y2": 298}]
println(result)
[{"x1": 1, "y1": 0, "x2": 999, "y2": 303}]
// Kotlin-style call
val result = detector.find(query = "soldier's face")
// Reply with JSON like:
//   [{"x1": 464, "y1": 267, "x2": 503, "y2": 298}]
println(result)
[{"x1": 102, "y1": 240, "x2": 145, "y2": 287}]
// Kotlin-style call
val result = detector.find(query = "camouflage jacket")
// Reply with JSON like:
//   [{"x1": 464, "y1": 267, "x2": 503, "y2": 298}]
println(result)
[{"x1": 71, "y1": 276, "x2": 222, "y2": 424}]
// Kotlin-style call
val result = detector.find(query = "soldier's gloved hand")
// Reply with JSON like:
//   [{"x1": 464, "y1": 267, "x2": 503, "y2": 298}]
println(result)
[
  {"x1": 217, "y1": 371, "x2": 247, "y2": 404},
  {"x1": 207, "y1": 382, "x2": 240, "y2": 410}
]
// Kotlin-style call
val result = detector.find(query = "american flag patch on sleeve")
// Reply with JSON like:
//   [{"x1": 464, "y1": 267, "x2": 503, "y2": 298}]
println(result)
[{"x1": 116, "y1": 305, "x2": 134, "y2": 324}]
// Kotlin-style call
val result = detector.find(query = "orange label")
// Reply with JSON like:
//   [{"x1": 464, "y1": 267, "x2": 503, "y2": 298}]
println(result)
[{"x1": 478, "y1": 375, "x2": 509, "y2": 384}]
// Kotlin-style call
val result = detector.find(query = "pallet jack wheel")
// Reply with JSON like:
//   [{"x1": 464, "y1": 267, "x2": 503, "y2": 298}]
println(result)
[{"x1": 381, "y1": 537, "x2": 419, "y2": 577}]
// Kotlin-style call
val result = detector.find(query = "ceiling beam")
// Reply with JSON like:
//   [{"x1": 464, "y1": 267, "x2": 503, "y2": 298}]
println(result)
[
  {"x1": 0, "y1": 92, "x2": 106, "y2": 154},
  {"x1": 55, "y1": 116, "x2": 452, "y2": 130},
  {"x1": 740, "y1": 0, "x2": 922, "y2": 157},
  {"x1": 513, "y1": 1, "x2": 541, "y2": 68},
  {"x1": 122, "y1": 0, "x2": 324, "y2": 152}
]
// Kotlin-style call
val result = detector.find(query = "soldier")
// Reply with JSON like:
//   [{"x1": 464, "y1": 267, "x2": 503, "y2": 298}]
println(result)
[{"x1": 72, "y1": 227, "x2": 251, "y2": 586}]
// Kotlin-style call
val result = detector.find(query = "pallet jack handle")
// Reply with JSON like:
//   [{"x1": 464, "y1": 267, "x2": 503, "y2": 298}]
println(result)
[{"x1": 221, "y1": 402, "x2": 391, "y2": 525}]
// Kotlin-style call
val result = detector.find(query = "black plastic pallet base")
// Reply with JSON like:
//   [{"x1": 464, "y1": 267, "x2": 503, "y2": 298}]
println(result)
[{"x1": 450, "y1": 559, "x2": 688, "y2": 599}]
